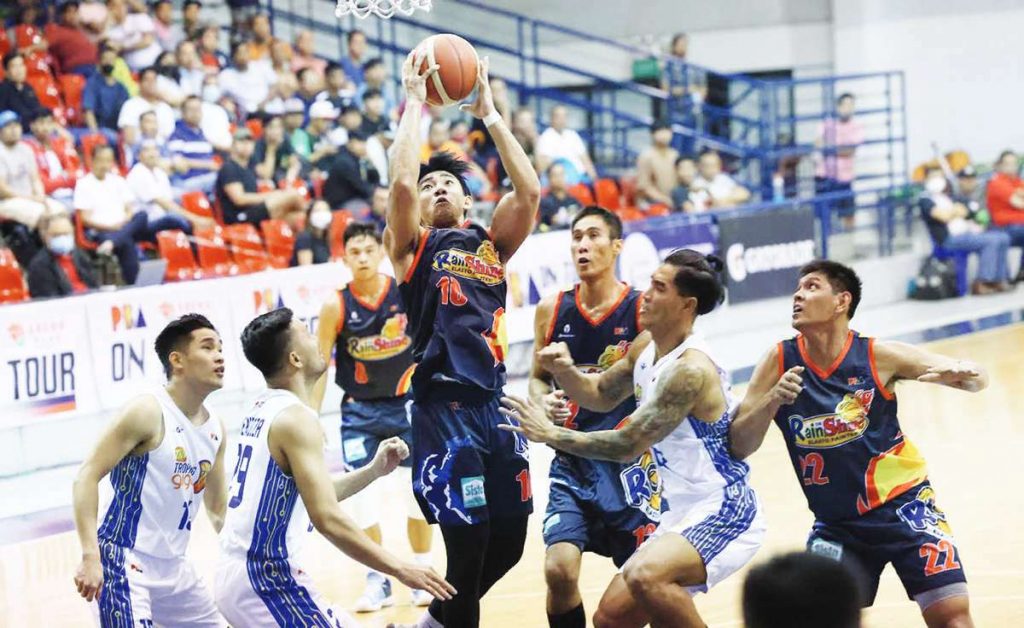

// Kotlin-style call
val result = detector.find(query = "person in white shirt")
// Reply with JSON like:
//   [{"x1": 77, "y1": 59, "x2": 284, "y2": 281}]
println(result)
[
  {"x1": 198, "y1": 77, "x2": 233, "y2": 153},
  {"x1": 219, "y1": 41, "x2": 279, "y2": 117},
  {"x1": 365, "y1": 124, "x2": 394, "y2": 187},
  {"x1": 536, "y1": 105, "x2": 598, "y2": 183},
  {"x1": 0, "y1": 111, "x2": 66, "y2": 230},
  {"x1": 127, "y1": 141, "x2": 213, "y2": 234},
  {"x1": 105, "y1": 0, "x2": 164, "y2": 71},
  {"x1": 691, "y1": 150, "x2": 750, "y2": 209},
  {"x1": 118, "y1": 67, "x2": 178, "y2": 146},
  {"x1": 176, "y1": 40, "x2": 207, "y2": 97},
  {"x1": 75, "y1": 144, "x2": 185, "y2": 284}
]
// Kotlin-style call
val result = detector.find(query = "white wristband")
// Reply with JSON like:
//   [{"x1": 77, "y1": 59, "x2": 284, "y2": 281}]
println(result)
[{"x1": 482, "y1": 110, "x2": 502, "y2": 128}]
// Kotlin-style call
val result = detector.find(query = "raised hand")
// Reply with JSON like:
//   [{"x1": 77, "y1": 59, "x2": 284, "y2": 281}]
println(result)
[
  {"x1": 401, "y1": 47, "x2": 439, "y2": 104},
  {"x1": 458, "y1": 56, "x2": 495, "y2": 120}
]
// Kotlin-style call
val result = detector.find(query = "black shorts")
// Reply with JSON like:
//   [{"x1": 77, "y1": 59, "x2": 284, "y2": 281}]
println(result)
[
  {"x1": 230, "y1": 203, "x2": 270, "y2": 227},
  {"x1": 340, "y1": 397, "x2": 413, "y2": 470}
]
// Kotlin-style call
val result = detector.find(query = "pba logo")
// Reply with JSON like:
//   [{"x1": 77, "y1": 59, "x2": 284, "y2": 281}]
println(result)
[
  {"x1": 253, "y1": 289, "x2": 286, "y2": 314},
  {"x1": 346, "y1": 314, "x2": 412, "y2": 361},
  {"x1": 619, "y1": 447, "x2": 664, "y2": 520},
  {"x1": 790, "y1": 389, "x2": 874, "y2": 449},
  {"x1": 432, "y1": 241, "x2": 505, "y2": 285},
  {"x1": 111, "y1": 305, "x2": 147, "y2": 332}
]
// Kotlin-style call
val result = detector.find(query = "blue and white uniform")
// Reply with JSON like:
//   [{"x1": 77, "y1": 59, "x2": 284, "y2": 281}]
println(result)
[
  {"x1": 215, "y1": 389, "x2": 356, "y2": 628},
  {"x1": 632, "y1": 334, "x2": 765, "y2": 592},
  {"x1": 94, "y1": 387, "x2": 224, "y2": 627}
]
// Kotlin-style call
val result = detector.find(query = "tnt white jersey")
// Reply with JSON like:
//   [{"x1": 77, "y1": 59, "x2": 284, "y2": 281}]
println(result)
[
  {"x1": 220, "y1": 388, "x2": 315, "y2": 561},
  {"x1": 632, "y1": 334, "x2": 765, "y2": 592},
  {"x1": 97, "y1": 387, "x2": 223, "y2": 558}
]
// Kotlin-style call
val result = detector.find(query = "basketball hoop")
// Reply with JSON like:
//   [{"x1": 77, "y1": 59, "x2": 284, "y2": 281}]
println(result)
[{"x1": 335, "y1": 0, "x2": 432, "y2": 19}]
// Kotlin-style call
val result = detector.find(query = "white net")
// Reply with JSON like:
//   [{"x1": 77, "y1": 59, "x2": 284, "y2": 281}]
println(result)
[{"x1": 334, "y1": 0, "x2": 432, "y2": 19}]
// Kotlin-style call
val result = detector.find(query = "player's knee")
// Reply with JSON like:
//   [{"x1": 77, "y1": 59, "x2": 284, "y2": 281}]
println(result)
[
  {"x1": 592, "y1": 604, "x2": 623, "y2": 628},
  {"x1": 622, "y1": 559, "x2": 660, "y2": 600},
  {"x1": 544, "y1": 554, "x2": 580, "y2": 594},
  {"x1": 923, "y1": 600, "x2": 973, "y2": 628}
]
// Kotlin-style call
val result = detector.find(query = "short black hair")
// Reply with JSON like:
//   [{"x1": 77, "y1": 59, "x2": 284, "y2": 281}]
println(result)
[
  {"x1": 325, "y1": 61, "x2": 343, "y2": 75},
  {"x1": 363, "y1": 57, "x2": 384, "y2": 72},
  {"x1": 799, "y1": 259, "x2": 862, "y2": 319},
  {"x1": 743, "y1": 552, "x2": 862, "y2": 628},
  {"x1": 664, "y1": 249, "x2": 725, "y2": 315},
  {"x1": 418, "y1": 152, "x2": 471, "y2": 195},
  {"x1": 59, "y1": 1, "x2": 81, "y2": 13},
  {"x1": 675, "y1": 154, "x2": 695, "y2": 166},
  {"x1": 296, "y1": 66, "x2": 317, "y2": 83},
  {"x1": 362, "y1": 88, "x2": 383, "y2": 100},
  {"x1": 3, "y1": 52, "x2": 23, "y2": 71},
  {"x1": 570, "y1": 205, "x2": 623, "y2": 240},
  {"x1": 183, "y1": 0, "x2": 202, "y2": 7},
  {"x1": 154, "y1": 314, "x2": 217, "y2": 379},
  {"x1": 347, "y1": 129, "x2": 369, "y2": 142},
  {"x1": 182, "y1": 94, "x2": 202, "y2": 109},
  {"x1": 241, "y1": 308, "x2": 295, "y2": 378},
  {"x1": 997, "y1": 150, "x2": 1018, "y2": 164},
  {"x1": 651, "y1": 119, "x2": 671, "y2": 133},
  {"x1": 347, "y1": 29, "x2": 365, "y2": 44},
  {"x1": 340, "y1": 104, "x2": 361, "y2": 117},
  {"x1": 698, "y1": 148, "x2": 719, "y2": 160},
  {"x1": 139, "y1": 65, "x2": 160, "y2": 81},
  {"x1": 343, "y1": 221, "x2": 382, "y2": 246},
  {"x1": 92, "y1": 143, "x2": 114, "y2": 160},
  {"x1": 838, "y1": 92, "x2": 855, "y2": 104},
  {"x1": 27, "y1": 108, "x2": 54, "y2": 125}
]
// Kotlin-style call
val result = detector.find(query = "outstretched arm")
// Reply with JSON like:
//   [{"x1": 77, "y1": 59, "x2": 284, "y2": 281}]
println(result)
[
  {"x1": 502, "y1": 355, "x2": 706, "y2": 463},
  {"x1": 461, "y1": 58, "x2": 541, "y2": 263},
  {"x1": 385, "y1": 50, "x2": 436, "y2": 277},
  {"x1": 873, "y1": 340, "x2": 988, "y2": 393},
  {"x1": 729, "y1": 345, "x2": 803, "y2": 460}
]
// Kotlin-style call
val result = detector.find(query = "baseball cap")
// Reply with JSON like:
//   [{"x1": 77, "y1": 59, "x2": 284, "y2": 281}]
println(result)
[
  {"x1": 283, "y1": 97, "x2": 305, "y2": 114},
  {"x1": 309, "y1": 100, "x2": 340, "y2": 120},
  {"x1": 957, "y1": 165, "x2": 977, "y2": 178},
  {"x1": 0, "y1": 110, "x2": 20, "y2": 129},
  {"x1": 233, "y1": 127, "x2": 254, "y2": 141}
]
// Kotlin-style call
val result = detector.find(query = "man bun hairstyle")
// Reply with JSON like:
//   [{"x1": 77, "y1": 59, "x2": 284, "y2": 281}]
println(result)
[{"x1": 664, "y1": 249, "x2": 726, "y2": 315}]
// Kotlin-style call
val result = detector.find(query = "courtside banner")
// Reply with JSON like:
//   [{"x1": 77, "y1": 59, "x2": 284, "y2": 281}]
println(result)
[
  {"x1": 618, "y1": 215, "x2": 716, "y2": 290},
  {"x1": 718, "y1": 206, "x2": 816, "y2": 304},
  {"x1": 0, "y1": 298, "x2": 99, "y2": 425},
  {"x1": 85, "y1": 281, "x2": 243, "y2": 411},
  {"x1": 505, "y1": 229, "x2": 574, "y2": 310}
]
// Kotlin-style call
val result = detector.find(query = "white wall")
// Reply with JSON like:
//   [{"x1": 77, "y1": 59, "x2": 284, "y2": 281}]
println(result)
[{"x1": 832, "y1": 0, "x2": 1024, "y2": 167}]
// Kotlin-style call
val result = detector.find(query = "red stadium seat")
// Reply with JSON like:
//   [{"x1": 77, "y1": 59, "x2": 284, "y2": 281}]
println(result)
[
  {"x1": 646, "y1": 203, "x2": 671, "y2": 217},
  {"x1": 260, "y1": 219, "x2": 296, "y2": 269},
  {"x1": 80, "y1": 133, "x2": 109, "y2": 173},
  {"x1": 279, "y1": 178, "x2": 310, "y2": 202},
  {"x1": 567, "y1": 183, "x2": 595, "y2": 206},
  {"x1": 594, "y1": 178, "x2": 622, "y2": 211},
  {"x1": 223, "y1": 223, "x2": 270, "y2": 273},
  {"x1": 0, "y1": 248, "x2": 29, "y2": 304},
  {"x1": 26, "y1": 74, "x2": 63, "y2": 111},
  {"x1": 615, "y1": 206, "x2": 647, "y2": 223},
  {"x1": 73, "y1": 210, "x2": 98, "y2": 251},
  {"x1": 14, "y1": 25, "x2": 41, "y2": 51},
  {"x1": 329, "y1": 210, "x2": 353, "y2": 260},
  {"x1": 0, "y1": 29, "x2": 11, "y2": 57},
  {"x1": 195, "y1": 225, "x2": 239, "y2": 277},
  {"x1": 619, "y1": 175, "x2": 638, "y2": 207},
  {"x1": 59, "y1": 74, "x2": 87, "y2": 126},
  {"x1": 181, "y1": 190, "x2": 214, "y2": 218},
  {"x1": 156, "y1": 230, "x2": 203, "y2": 282}
]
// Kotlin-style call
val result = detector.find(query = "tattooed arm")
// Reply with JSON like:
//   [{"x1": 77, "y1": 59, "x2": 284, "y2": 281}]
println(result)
[
  {"x1": 501, "y1": 356, "x2": 707, "y2": 462},
  {"x1": 538, "y1": 332, "x2": 652, "y2": 413}
]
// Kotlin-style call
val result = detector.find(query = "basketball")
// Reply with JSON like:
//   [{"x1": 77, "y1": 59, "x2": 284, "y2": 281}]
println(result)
[{"x1": 414, "y1": 33, "x2": 479, "y2": 106}]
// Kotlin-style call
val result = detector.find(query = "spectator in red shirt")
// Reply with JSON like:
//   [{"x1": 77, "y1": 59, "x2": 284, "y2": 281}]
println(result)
[
  {"x1": 26, "y1": 213, "x2": 98, "y2": 298},
  {"x1": 44, "y1": 1, "x2": 100, "y2": 76},
  {"x1": 986, "y1": 150, "x2": 1024, "y2": 282},
  {"x1": 24, "y1": 109, "x2": 82, "y2": 204}
]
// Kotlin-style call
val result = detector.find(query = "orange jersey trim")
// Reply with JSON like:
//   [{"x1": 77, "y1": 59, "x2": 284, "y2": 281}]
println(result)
[
  {"x1": 544, "y1": 291, "x2": 564, "y2": 346},
  {"x1": 402, "y1": 229, "x2": 431, "y2": 284},
  {"x1": 350, "y1": 275, "x2": 392, "y2": 311},
  {"x1": 867, "y1": 337, "x2": 896, "y2": 400},
  {"x1": 575, "y1": 283, "x2": 631, "y2": 327},
  {"x1": 797, "y1": 330, "x2": 854, "y2": 380}
]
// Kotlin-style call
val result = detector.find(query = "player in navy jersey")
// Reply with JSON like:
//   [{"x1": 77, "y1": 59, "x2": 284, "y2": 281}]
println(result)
[
  {"x1": 313, "y1": 222, "x2": 435, "y2": 611},
  {"x1": 731, "y1": 260, "x2": 988, "y2": 628},
  {"x1": 530, "y1": 207, "x2": 661, "y2": 628},
  {"x1": 386, "y1": 49, "x2": 541, "y2": 628},
  {"x1": 72, "y1": 314, "x2": 229, "y2": 627}
]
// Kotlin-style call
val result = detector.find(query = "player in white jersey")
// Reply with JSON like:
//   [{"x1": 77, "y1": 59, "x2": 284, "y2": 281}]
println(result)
[
  {"x1": 217, "y1": 307, "x2": 455, "y2": 627},
  {"x1": 500, "y1": 250, "x2": 765, "y2": 628},
  {"x1": 72, "y1": 314, "x2": 229, "y2": 627}
]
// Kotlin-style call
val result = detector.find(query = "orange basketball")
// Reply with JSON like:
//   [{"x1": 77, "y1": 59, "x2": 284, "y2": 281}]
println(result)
[{"x1": 415, "y1": 34, "x2": 479, "y2": 107}]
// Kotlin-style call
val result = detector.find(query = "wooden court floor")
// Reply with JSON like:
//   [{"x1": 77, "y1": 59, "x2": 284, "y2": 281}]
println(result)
[{"x1": 2, "y1": 324, "x2": 1023, "y2": 627}]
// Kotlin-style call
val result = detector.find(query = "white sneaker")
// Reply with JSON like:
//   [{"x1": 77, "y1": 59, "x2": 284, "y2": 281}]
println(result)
[
  {"x1": 353, "y1": 576, "x2": 395, "y2": 612},
  {"x1": 410, "y1": 588, "x2": 433, "y2": 607}
]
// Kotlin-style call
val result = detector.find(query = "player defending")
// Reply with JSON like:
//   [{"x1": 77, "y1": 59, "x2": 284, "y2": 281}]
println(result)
[
  {"x1": 313, "y1": 221, "x2": 435, "y2": 611},
  {"x1": 501, "y1": 251, "x2": 765, "y2": 628},
  {"x1": 530, "y1": 206, "x2": 661, "y2": 628},
  {"x1": 215, "y1": 308, "x2": 453, "y2": 626},
  {"x1": 386, "y1": 50, "x2": 541, "y2": 627},
  {"x1": 730, "y1": 260, "x2": 986, "y2": 627},
  {"x1": 72, "y1": 314, "x2": 229, "y2": 626}
]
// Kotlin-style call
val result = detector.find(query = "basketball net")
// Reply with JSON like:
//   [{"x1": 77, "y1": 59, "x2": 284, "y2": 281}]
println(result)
[{"x1": 334, "y1": 0, "x2": 432, "y2": 19}]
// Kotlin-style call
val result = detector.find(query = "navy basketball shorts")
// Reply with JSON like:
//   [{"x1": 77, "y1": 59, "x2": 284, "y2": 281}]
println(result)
[
  {"x1": 807, "y1": 481, "x2": 968, "y2": 605},
  {"x1": 340, "y1": 397, "x2": 414, "y2": 470},
  {"x1": 410, "y1": 395, "x2": 534, "y2": 526}
]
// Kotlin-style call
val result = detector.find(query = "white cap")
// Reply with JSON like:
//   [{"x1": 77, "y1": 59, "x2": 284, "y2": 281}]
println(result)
[
  {"x1": 284, "y1": 97, "x2": 305, "y2": 114},
  {"x1": 309, "y1": 100, "x2": 339, "y2": 120}
]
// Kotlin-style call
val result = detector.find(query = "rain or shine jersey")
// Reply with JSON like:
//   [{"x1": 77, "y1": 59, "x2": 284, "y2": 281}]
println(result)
[
  {"x1": 775, "y1": 331, "x2": 929, "y2": 523},
  {"x1": 400, "y1": 223, "x2": 508, "y2": 400},
  {"x1": 334, "y1": 276, "x2": 416, "y2": 401},
  {"x1": 546, "y1": 284, "x2": 661, "y2": 519}
]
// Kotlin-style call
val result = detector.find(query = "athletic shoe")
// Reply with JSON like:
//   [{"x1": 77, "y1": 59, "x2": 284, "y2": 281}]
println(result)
[
  {"x1": 354, "y1": 575, "x2": 395, "y2": 612},
  {"x1": 410, "y1": 588, "x2": 433, "y2": 607}
]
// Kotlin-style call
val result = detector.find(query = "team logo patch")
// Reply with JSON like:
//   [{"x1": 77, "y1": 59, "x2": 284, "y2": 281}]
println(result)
[
  {"x1": 174, "y1": 447, "x2": 187, "y2": 463},
  {"x1": 432, "y1": 241, "x2": 505, "y2": 285},
  {"x1": 193, "y1": 460, "x2": 212, "y2": 493},
  {"x1": 789, "y1": 389, "x2": 874, "y2": 449},
  {"x1": 346, "y1": 314, "x2": 412, "y2": 361},
  {"x1": 896, "y1": 485, "x2": 954, "y2": 541},
  {"x1": 460, "y1": 476, "x2": 487, "y2": 508},
  {"x1": 597, "y1": 341, "x2": 631, "y2": 370},
  {"x1": 618, "y1": 447, "x2": 664, "y2": 520},
  {"x1": 809, "y1": 537, "x2": 844, "y2": 561}
]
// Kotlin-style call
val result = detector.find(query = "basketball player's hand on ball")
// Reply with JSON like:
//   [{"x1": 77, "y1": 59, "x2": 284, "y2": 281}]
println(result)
[
  {"x1": 395, "y1": 562, "x2": 457, "y2": 601},
  {"x1": 917, "y1": 362, "x2": 982, "y2": 391},
  {"x1": 74, "y1": 553, "x2": 103, "y2": 602},
  {"x1": 499, "y1": 395, "x2": 554, "y2": 443},
  {"x1": 371, "y1": 437, "x2": 409, "y2": 477},
  {"x1": 538, "y1": 342, "x2": 575, "y2": 376},
  {"x1": 772, "y1": 366, "x2": 804, "y2": 405},
  {"x1": 402, "y1": 47, "x2": 439, "y2": 103},
  {"x1": 459, "y1": 55, "x2": 496, "y2": 119},
  {"x1": 543, "y1": 390, "x2": 573, "y2": 425}
]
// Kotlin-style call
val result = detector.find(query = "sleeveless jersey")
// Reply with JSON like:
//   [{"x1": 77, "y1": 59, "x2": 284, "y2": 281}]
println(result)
[
  {"x1": 633, "y1": 334, "x2": 754, "y2": 518},
  {"x1": 97, "y1": 387, "x2": 223, "y2": 559},
  {"x1": 221, "y1": 389, "x2": 316, "y2": 561},
  {"x1": 546, "y1": 284, "x2": 661, "y2": 518},
  {"x1": 399, "y1": 223, "x2": 508, "y2": 400},
  {"x1": 775, "y1": 331, "x2": 928, "y2": 523},
  {"x1": 334, "y1": 275, "x2": 416, "y2": 401}
]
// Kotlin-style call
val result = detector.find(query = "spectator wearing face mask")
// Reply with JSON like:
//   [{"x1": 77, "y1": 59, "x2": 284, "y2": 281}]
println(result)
[
  {"x1": 920, "y1": 166, "x2": 1010, "y2": 295},
  {"x1": 198, "y1": 78, "x2": 232, "y2": 152},
  {"x1": 292, "y1": 200, "x2": 332, "y2": 266},
  {"x1": 82, "y1": 45, "x2": 131, "y2": 144},
  {"x1": 27, "y1": 213, "x2": 99, "y2": 298}
]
